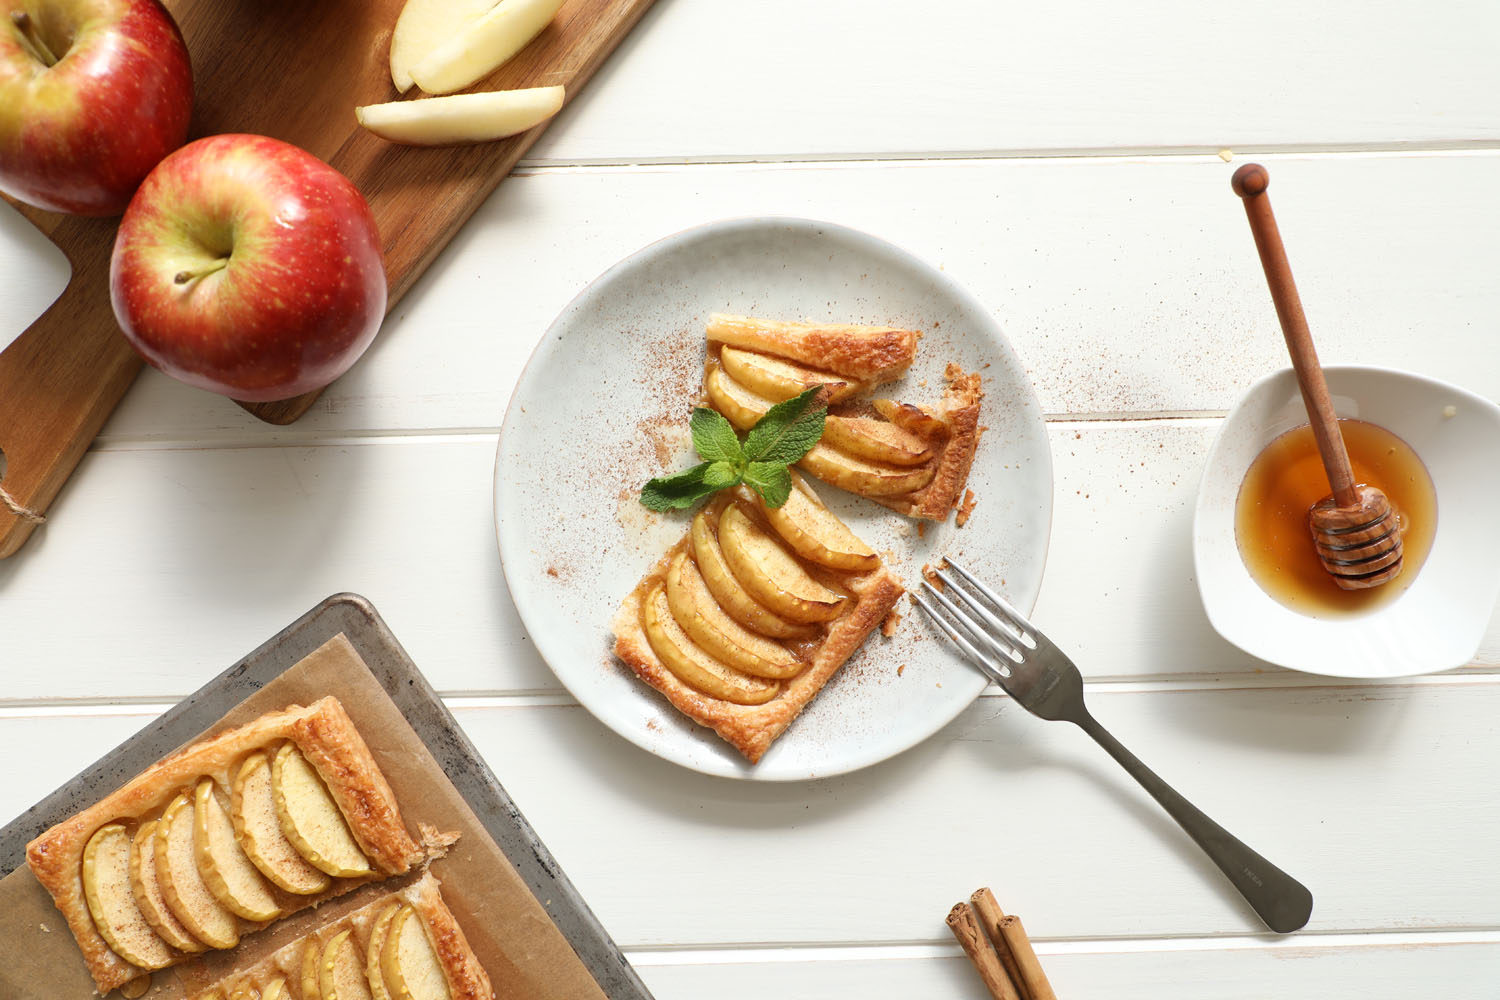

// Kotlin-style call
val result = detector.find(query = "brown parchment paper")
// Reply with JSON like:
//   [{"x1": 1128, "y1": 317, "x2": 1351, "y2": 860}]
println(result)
[{"x1": 0, "y1": 634, "x2": 609, "y2": 1000}]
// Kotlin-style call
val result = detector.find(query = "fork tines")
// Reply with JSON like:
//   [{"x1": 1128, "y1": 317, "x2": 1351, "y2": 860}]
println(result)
[{"x1": 910, "y1": 559, "x2": 1032, "y2": 685}]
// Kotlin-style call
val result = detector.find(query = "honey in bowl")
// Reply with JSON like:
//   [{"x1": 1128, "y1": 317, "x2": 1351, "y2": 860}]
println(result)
[{"x1": 1235, "y1": 419, "x2": 1437, "y2": 617}]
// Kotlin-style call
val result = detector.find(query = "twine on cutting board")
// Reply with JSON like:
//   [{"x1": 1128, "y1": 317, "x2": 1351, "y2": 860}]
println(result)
[{"x1": 0, "y1": 482, "x2": 45, "y2": 523}]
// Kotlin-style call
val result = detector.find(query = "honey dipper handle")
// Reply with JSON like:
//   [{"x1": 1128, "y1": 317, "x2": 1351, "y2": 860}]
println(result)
[{"x1": 1232, "y1": 163, "x2": 1357, "y2": 505}]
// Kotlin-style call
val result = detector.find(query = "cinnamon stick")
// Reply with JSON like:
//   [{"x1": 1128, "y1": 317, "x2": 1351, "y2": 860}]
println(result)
[
  {"x1": 946, "y1": 902, "x2": 1022, "y2": 1000},
  {"x1": 970, "y1": 888, "x2": 1029, "y2": 1000},
  {"x1": 999, "y1": 914, "x2": 1058, "y2": 1000}
]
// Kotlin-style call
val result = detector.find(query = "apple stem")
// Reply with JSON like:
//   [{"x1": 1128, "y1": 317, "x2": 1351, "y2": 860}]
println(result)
[
  {"x1": 174, "y1": 259, "x2": 230, "y2": 285},
  {"x1": 10, "y1": 11, "x2": 59, "y2": 67}
]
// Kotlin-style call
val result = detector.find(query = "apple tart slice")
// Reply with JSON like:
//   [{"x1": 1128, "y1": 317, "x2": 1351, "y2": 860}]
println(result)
[
  {"x1": 614, "y1": 481, "x2": 904, "y2": 762},
  {"x1": 191, "y1": 872, "x2": 493, "y2": 1000},
  {"x1": 26, "y1": 697, "x2": 439, "y2": 995},
  {"x1": 704, "y1": 314, "x2": 984, "y2": 521}
]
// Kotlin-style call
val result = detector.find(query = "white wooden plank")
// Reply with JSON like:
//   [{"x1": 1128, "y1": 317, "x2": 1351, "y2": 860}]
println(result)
[
  {"x1": 63, "y1": 151, "x2": 1500, "y2": 442},
  {"x1": 523, "y1": 0, "x2": 1500, "y2": 162},
  {"x1": 0, "y1": 204, "x2": 68, "y2": 357},
  {"x1": 0, "y1": 437, "x2": 554, "y2": 701},
  {"x1": 633, "y1": 940, "x2": 1500, "y2": 1000},
  {"x1": 4, "y1": 682, "x2": 1499, "y2": 944},
  {"x1": 441, "y1": 688, "x2": 1500, "y2": 944},
  {"x1": 3, "y1": 422, "x2": 1494, "y2": 701}
]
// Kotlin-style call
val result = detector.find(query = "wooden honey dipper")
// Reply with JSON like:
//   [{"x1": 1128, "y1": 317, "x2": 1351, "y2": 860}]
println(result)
[{"x1": 1232, "y1": 163, "x2": 1403, "y2": 589}]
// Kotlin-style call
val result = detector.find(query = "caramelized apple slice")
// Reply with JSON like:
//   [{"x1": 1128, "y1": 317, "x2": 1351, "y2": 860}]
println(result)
[
  {"x1": 872, "y1": 397, "x2": 947, "y2": 437},
  {"x1": 82, "y1": 824, "x2": 176, "y2": 970},
  {"x1": 380, "y1": 904, "x2": 452, "y2": 1000},
  {"x1": 718, "y1": 503, "x2": 847, "y2": 623},
  {"x1": 156, "y1": 793, "x2": 240, "y2": 950},
  {"x1": 822, "y1": 415, "x2": 936, "y2": 467},
  {"x1": 757, "y1": 474, "x2": 879, "y2": 571},
  {"x1": 367, "y1": 902, "x2": 402, "y2": 1000},
  {"x1": 642, "y1": 586, "x2": 781, "y2": 705},
  {"x1": 690, "y1": 508, "x2": 818, "y2": 639},
  {"x1": 271, "y1": 744, "x2": 373, "y2": 878},
  {"x1": 301, "y1": 936, "x2": 322, "y2": 1000},
  {"x1": 665, "y1": 552, "x2": 805, "y2": 679},
  {"x1": 800, "y1": 443, "x2": 937, "y2": 497},
  {"x1": 703, "y1": 362, "x2": 772, "y2": 430},
  {"x1": 706, "y1": 313, "x2": 919, "y2": 382},
  {"x1": 319, "y1": 928, "x2": 374, "y2": 1000},
  {"x1": 130, "y1": 821, "x2": 206, "y2": 953},
  {"x1": 194, "y1": 779, "x2": 281, "y2": 922},
  {"x1": 262, "y1": 978, "x2": 288, "y2": 1000},
  {"x1": 719, "y1": 346, "x2": 863, "y2": 403}
]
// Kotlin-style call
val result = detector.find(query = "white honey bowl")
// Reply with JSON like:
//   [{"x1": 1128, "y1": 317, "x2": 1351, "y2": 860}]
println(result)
[{"x1": 1194, "y1": 365, "x2": 1500, "y2": 678}]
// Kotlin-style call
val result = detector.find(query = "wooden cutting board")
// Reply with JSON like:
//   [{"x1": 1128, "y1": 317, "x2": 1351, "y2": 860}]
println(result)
[{"x1": 0, "y1": 0, "x2": 655, "y2": 559}]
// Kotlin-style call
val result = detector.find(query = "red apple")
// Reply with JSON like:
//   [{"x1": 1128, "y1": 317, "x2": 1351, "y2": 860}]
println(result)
[
  {"x1": 109, "y1": 134, "x2": 387, "y2": 402},
  {"x1": 0, "y1": 0, "x2": 192, "y2": 216}
]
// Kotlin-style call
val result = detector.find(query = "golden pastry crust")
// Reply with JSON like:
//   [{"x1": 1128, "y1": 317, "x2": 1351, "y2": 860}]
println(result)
[
  {"x1": 26, "y1": 697, "x2": 425, "y2": 994},
  {"x1": 871, "y1": 366, "x2": 984, "y2": 520},
  {"x1": 612, "y1": 495, "x2": 904, "y2": 763},
  {"x1": 193, "y1": 873, "x2": 494, "y2": 1000},
  {"x1": 706, "y1": 313, "x2": 920, "y2": 383}
]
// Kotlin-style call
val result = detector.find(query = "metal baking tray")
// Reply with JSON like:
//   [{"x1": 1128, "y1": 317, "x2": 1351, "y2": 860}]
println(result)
[{"x1": 0, "y1": 593, "x2": 654, "y2": 1000}]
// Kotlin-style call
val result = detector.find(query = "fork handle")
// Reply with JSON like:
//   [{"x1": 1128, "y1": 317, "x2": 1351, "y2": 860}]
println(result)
[{"x1": 1074, "y1": 710, "x2": 1314, "y2": 933}]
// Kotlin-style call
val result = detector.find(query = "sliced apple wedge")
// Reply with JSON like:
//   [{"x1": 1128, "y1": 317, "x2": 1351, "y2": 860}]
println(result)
[
  {"x1": 703, "y1": 362, "x2": 774, "y2": 430},
  {"x1": 194, "y1": 778, "x2": 281, "y2": 922},
  {"x1": 665, "y1": 551, "x2": 805, "y2": 679},
  {"x1": 799, "y1": 442, "x2": 936, "y2": 497},
  {"x1": 357, "y1": 86, "x2": 564, "y2": 146},
  {"x1": 718, "y1": 345, "x2": 860, "y2": 403},
  {"x1": 319, "y1": 928, "x2": 375, "y2": 1000},
  {"x1": 706, "y1": 313, "x2": 919, "y2": 382},
  {"x1": 82, "y1": 824, "x2": 176, "y2": 970},
  {"x1": 390, "y1": 0, "x2": 498, "y2": 92},
  {"x1": 718, "y1": 503, "x2": 847, "y2": 623},
  {"x1": 271, "y1": 743, "x2": 374, "y2": 878},
  {"x1": 261, "y1": 978, "x2": 288, "y2": 1000},
  {"x1": 757, "y1": 474, "x2": 879, "y2": 571},
  {"x1": 381, "y1": 905, "x2": 453, "y2": 1000},
  {"x1": 129, "y1": 820, "x2": 206, "y2": 953},
  {"x1": 367, "y1": 902, "x2": 402, "y2": 1000},
  {"x1": 872, "y1": 397, "x2": 947, "y2": 438},
  {"x1": 821, "y1": 415, "x2": 936, "y2": 467},
  {"x1": 231, "y1": 752, "x2": 332, "y2": 895},
  {"x1": 690, "y1": 507, "x2": 818, "y2": 639},
  {"x1": 641, "y1": 586, "x2": 781, "y2": 705},
  {"x1": 156, "y1": 793, "x2": 240, "y2": 950},
  {"x1": 301, "y1": 936, "x2": 323, "y2": 1000},
  {"x1": 409, "y1": 0, "x2": 565, "y2": 95}
]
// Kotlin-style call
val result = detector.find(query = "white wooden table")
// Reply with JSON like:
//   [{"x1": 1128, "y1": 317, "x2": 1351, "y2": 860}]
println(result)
[{"x1": 4, "y1": 1, "x2": 1499, "y2": 995}]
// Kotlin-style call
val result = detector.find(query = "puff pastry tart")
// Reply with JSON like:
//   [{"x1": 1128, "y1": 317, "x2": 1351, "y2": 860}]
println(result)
[
  {"x1": 613, "y1": 483, "x2": 904, "y2": 762},
  {"x1": 703, "y1": 314, "x2": 984, "y2": 521},
  {"x1": 191, "y1": 872, "x2": 493, "y2": 1000},
  {"x1": 26, "y1": 697, "x2": 431, "y2": 994}
]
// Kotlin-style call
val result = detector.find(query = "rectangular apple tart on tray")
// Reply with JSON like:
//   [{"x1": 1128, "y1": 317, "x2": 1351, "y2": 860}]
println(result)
[
  {"x1": 614, "y1": 313, "x2": 984, "y2": 762},
  {"x1": 24, "y1": 696, "x2": 483, "y2": 997}
]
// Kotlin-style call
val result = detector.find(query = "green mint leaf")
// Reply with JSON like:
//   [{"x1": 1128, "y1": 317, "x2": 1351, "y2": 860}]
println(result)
[
  {"x1": 743, "y1": 461, "x2": 793, "y2": 508},
  {"x1": 640, "y1": 462, "x2": 723, "y2": 512},
  {"x1": 701, "y1": 460, "x2": 742, "y2": 489},
  {"x1": 690, "y1": 407, "x2": 743, "y2": 464},
  {"x1": 742, "y1": 386, "x2": 827, "y2": 465}
]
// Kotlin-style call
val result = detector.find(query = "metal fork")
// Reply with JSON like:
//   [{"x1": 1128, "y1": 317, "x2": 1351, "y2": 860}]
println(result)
[{"x1": 912, "y1": 559, "x2": 1314, "y2": 934}]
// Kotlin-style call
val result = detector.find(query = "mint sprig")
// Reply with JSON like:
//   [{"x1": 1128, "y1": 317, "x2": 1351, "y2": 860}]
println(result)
[{"x1": 639, "y1": 386, "x2": 827, "y2": 511}]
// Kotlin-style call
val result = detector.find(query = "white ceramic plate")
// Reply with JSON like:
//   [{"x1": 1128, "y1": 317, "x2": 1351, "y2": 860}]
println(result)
[
  {"x1": 495, "y1": 218, "x2": 1052, "y2": 780},
  {"x1": 1194, "y1": 365, "x2": 1500, "y2": 678}
]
